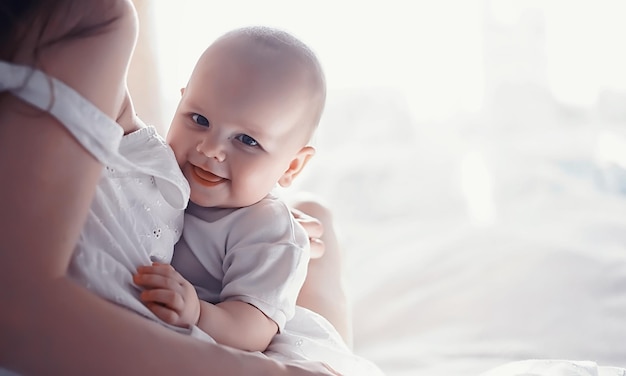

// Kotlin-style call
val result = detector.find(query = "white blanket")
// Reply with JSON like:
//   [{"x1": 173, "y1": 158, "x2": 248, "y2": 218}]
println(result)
[
  {"x1": 482, "y1": 360, "x2": 626, "y2": 376},
  {"x1": 287, "y1": 88, "x2": 626, "y2": 376}
]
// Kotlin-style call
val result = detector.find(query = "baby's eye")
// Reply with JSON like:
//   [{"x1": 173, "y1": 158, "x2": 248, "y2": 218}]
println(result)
[
  {"x1": 235, "y1": 134, "x2": 259, "y2": 147},
  {"x1": 192, "y1": 113, "x2": 209, "y2": 127}
]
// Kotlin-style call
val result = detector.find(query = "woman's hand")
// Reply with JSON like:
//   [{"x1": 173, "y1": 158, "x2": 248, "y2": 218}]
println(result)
[
  {"x1": 134, "y1": 262, "x2": 200, "y2": 328},
  {"x1": 291, "y1": 207, "x2": 325, "y2": 259}
]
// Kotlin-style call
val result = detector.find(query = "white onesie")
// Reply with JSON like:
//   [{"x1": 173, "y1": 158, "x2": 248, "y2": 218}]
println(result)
[{"x1": 172, "y1": 195, "x2": 310, "y2": 331}]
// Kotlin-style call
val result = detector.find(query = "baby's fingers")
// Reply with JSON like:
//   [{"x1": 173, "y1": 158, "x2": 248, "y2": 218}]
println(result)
[
  {"x1": 134, "y1": 263, "x2": 186, "y2": 289},
  {"x1": 145, "y1": 302, "x2": 183, "y2": 326},
  {"x1": 133, "y1": 271, "x2": 181, "y2": 292},
  {"x1": 137, "y1": 262, "x2": 183, "y2": 279},
  {"x1": 140, "y1": 288, "x2": 185, "y2": 312}
]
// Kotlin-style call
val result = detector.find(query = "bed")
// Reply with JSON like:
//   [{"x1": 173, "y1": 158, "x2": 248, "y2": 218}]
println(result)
[{"x1": 286, "y1": 87, "x2": 626, "y2": 376}]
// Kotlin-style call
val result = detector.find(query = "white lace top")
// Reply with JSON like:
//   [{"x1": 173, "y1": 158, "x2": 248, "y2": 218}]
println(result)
[{"x1": 0, "y1": 61, "x2": 203, "y2": 334}]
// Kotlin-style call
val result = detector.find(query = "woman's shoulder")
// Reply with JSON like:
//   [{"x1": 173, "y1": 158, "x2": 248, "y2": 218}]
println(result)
[{"x1": 0, "y1": 1, "x2": 143, "y2": 166}]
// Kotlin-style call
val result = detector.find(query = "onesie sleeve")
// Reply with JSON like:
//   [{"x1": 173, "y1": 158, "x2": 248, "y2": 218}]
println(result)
[{"x1": 220, "y1": 198, "x2": 310, "y2": 331}]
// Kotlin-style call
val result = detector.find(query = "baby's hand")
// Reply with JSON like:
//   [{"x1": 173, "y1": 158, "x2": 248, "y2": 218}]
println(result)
[{"x1": 133, "y1": 262, "x2": 200, "y2": 328}]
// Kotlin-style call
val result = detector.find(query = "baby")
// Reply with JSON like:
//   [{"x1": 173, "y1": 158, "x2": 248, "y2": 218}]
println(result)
[
  {"x1": 134, "y1": 26, "x2": 385, "y2": 376},
  {"x1": 134, "y1": 26, "x2": 325, "y2": 351}
]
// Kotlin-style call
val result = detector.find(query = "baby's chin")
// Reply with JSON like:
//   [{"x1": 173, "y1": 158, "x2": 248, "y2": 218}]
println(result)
[
  {"x1": 188, "y1": 193, "x2": 220, "y2": 208},
  {"x1": 188, "y1": 194, "x2": 238, "y2": 209},
  {"x1": 188, "y1": 193, "x2": 264, "y2": 209}
]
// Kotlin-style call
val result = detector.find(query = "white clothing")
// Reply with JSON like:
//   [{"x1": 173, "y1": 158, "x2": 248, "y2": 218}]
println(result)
[
  {"x1": 172, "y1": 199, "x2": 385, "y2": 376},
  {"x1": 172, "y1": 197, "x2": 309, "y2": 331},
  {"x1": 480, "y1": 359, "x2": 626, "y2": 376},
  {"x1": 0, "y1": 61, "x2": 383, "y2": 376},
  {"x1": 0, "y1": 61, "x2": 211, "y2": 342},
  {"x1": 68, "y1": 125, "x2": 188, "y2": 322}
]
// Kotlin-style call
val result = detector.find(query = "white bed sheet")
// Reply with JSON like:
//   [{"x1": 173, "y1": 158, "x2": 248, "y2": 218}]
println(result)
[
  {"x1": 287, "y1": 88, "x2": 626, "y2": 376},
  {"x1": 482, "y1": 360, "x2": 626, "y2": 376}
]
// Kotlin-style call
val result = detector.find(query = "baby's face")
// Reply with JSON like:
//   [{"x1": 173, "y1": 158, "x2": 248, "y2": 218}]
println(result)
[{"x1": 167, "y1": 37, "x2": 314, "y2": 208}]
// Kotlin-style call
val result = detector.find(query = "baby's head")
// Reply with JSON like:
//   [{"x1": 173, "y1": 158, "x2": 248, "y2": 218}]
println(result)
[{"x1": 167, "y1": 26, "x2": 326, "y2": 208}]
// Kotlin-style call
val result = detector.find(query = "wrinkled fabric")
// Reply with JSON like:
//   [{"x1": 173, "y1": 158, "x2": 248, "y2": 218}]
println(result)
[{"x1": 0, "y1": 61, "x2": 215, "y2": 343}]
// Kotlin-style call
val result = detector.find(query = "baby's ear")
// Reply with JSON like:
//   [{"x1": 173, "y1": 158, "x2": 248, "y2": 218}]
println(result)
[{"x1": 278, "y1": 146, "x2": 315, "y2": 187}]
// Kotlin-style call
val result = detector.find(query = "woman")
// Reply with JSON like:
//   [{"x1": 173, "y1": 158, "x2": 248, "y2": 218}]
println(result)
[{"x1": 0, "y1": 1, "x2": 344, "y2": 374}]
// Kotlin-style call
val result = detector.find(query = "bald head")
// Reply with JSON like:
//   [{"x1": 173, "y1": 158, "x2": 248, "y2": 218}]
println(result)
[{"x1": 203, "y1": 26, "x2": 326, "y2": 142}]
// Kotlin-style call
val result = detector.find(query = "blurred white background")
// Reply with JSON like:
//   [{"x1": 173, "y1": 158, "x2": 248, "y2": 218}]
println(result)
[{"x1": 151, "y1": 0, "x2": 626, "y2": 116}]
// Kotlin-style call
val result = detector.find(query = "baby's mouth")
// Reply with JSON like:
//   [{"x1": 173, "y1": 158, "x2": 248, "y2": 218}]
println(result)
[{"x1": 191, "y1": 165, "x2": 226, "y2": 186}]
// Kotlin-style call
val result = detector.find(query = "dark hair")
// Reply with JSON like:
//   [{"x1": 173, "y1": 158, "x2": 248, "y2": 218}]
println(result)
[
  {"x1": 0, "y1": 0, "x2": 122, "y2": 64},
  {"x1": 0, "y1": 0, "x2": 124, "y2": 112},
  {"x1": 0, "y1": 0, "x2": 39, "y2": 60}
]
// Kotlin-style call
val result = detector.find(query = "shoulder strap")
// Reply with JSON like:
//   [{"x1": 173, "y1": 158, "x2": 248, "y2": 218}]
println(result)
[{"x1": 0, "y1": 61, "x2": 130, "y2": 169}]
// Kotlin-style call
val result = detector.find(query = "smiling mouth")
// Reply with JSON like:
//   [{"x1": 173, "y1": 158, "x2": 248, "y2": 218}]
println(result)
[{"x1": 191, "y1": 165, "x2": 226, "y2": 187}]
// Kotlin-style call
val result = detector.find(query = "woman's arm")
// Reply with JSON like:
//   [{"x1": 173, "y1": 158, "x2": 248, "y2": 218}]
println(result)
[
  {"x1": 291, "y1": 199, "x2": 353, "y2": 348},
  {"x1": 0, "y1": 2, "x2": 334, "y2": 375}
]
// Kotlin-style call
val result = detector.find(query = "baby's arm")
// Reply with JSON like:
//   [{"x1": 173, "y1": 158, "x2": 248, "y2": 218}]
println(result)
[
  {"x1": 134, "y1": 263, "x2": 277, "y2": 352},
  {"x1": 197, "y1": 299, "x2": 278, "y2": 352}
]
